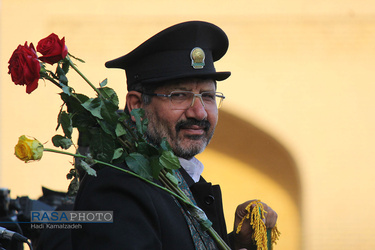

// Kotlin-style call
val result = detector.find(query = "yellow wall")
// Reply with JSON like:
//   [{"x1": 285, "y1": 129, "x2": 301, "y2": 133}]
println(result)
[{"x1": 1, "y1": 1, "x2": 375, "y2": 249}]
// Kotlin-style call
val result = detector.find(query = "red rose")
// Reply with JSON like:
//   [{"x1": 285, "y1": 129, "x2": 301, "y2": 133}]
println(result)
[
  {"x1": 37, "y1": 33, "x2": 68, "y2": 65},
  {"x1": 8, "y1": 42, "x2": 41, "y2": 94}
]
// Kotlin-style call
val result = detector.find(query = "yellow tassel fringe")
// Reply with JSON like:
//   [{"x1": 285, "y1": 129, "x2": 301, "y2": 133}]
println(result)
[{"x1": 236, "y1": 200, "x2": 281, "y2": 250}]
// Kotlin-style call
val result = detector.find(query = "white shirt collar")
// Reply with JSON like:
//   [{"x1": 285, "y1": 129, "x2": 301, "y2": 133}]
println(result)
[{"x1": 178, "y1": 157, "x2": 204, "y2": 183}]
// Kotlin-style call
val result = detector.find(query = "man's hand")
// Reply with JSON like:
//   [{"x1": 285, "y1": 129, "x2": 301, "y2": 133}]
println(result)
[{"x1": 233, "y1": 200, "x2": 278, "y2": 250}]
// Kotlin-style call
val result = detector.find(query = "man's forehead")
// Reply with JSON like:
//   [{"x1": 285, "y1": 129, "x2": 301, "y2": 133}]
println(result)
[{"x1": 157, "y1": 78, "x2": 217, "y2": 91}]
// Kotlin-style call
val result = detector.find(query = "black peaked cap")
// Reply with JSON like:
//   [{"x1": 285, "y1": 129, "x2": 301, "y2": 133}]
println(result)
[{"x1": 105, "y1": 21, "x2": 231, "y2": 90}]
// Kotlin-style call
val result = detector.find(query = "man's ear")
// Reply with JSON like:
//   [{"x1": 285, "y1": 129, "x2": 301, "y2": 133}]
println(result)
[{"x1": 126, "y1": 91, "x2": 143, "y2": 122}]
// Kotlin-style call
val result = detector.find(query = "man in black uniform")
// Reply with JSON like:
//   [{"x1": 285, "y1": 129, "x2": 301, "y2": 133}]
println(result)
[{"x1": 72, "y1": 21, "x2": 277, "y2": 250}]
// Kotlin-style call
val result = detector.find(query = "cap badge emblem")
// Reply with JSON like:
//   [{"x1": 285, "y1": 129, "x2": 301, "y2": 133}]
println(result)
[{"x1": 190, "y1": 47, "x2": 205, "y2": 69}]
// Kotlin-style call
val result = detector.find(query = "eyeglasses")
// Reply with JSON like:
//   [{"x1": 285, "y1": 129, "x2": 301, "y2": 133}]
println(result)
[{"x1": 144, "y1": 91, "x2": 225, "y2": 110}]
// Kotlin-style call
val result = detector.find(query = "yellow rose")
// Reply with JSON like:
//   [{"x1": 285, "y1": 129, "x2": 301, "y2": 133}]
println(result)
[{"x1": 15, "y1": 135, "x2": 44, "y2": 162}]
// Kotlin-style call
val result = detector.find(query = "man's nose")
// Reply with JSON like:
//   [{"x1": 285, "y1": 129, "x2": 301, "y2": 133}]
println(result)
[
  {"x1": 185, "y1": 95, "x2": 207, "y2": 120},
  {"x1": 190, "y1": 95, "x2": 205, "y2": 108}
]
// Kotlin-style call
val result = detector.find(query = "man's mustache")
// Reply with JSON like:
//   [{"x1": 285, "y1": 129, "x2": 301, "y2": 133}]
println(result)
[{"x1": 175, "y1": 119, "x2": 211, "y2": 133}]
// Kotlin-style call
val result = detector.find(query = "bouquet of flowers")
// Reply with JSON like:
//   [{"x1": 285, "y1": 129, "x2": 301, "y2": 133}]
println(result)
[
  {"x1": 8, "y1": 33, "x2": 233, "y2": 249},
  {"x1": 9, "y1": 33, "x2": 185, "y2": 190}
]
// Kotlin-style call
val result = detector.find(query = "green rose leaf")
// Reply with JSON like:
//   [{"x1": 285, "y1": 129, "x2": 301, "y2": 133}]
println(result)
[
  {"x1": 79, "y1": 160, "x2": 97, "y2": 177},
  {"x1": 115, "y1": 123, "x2": 127, "y2": 137},
  {"x1": 82, "y1": 97, "x2": 119, "y2": 138},
  {"x1": 160, "y1": 139, "x2": 173, "y2": 152},
  {"x1": 99, "y1": 78, "x2": 108, "y2": 88},
  {"x1": 56, "y1": 65, "x2": 68, "y2": 85},
  {"x1": 165, "y1": 172, "x2": 179, "y2": 186},
  {"x1": 150, "y1": 156, "x2": 163, "y2": 179},
  {"x1": 71, "y1": 111, "x2": 97, "y2": 130},
  {"x1": 52, "y1": 135, "x2": 73, "y2": 149},
  {"x1": 61, "y1": 84, "x2": 72, "y2": 96},
  {"x1": 137, "y1": 142, "x2": 159, "y2": 156},
  {"x1": 112, "y1": 148, "x2": 124, "y2": 161},
  {"x1": 159, "y1": 150, "x2": 180, "y2": 170},
  {"x1": 111, "y1": 148, "x2": 128, "y2": 164},
  {"x1": 97, "y1": 99, "x2": 120, "y2": 137},
  {"x1": 97, "y1": 119, "x2": 116, "y2": 138},
  {"x1": 60, "y1": 93, "x2": 97, "y2": 129},
  {"x1": 59, "y1": 74, "x2": 68, "y2": 85},
  {"x1": 118, "y1": 111, "x2": 130, "y2": 122},
  {"x1": 82, "y1": 98, "x2": 103, "y2": 119},
  {"x1": 98, "y1": 87, "x2": 119, "y2": 107},
  {"x1": 61, "y1": 59, "x2": 70, "y2": 74},
  {"x1": 58, "y1": 111, "x2": 73, "y2": 139},
  {"x1": 60, "y1": 93, "x2": 90, "y2": 113},
  {"x1": 60, "y1": 93, "x2": 96, "y2": 129},
  {"x1": 125, "y1": 153, "x2": 152, "y2": 180},
  {"x1": 131, "y1": 109, "x2": 148, "y2": 135},
  {"x1": 89, "y1": 128, "x2": 115, "y2": 162}
]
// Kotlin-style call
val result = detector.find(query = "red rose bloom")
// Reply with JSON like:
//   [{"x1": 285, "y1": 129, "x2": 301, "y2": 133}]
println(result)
[
  {"x1": 8, "y1": 42, "x2": 41, "y2": 94},
  {"x1": 37, "y1": 33, "x2": 68, "y2": 65}
]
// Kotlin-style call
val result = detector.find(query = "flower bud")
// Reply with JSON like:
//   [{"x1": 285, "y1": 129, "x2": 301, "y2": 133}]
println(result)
[{"x1": 15, "y1": 135, "x2": 44, "y2": 162}]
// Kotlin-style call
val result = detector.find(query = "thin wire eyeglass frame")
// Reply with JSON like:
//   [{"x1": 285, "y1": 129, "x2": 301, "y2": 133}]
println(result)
[{"x1": 143, "y1": 91, "x2": 226, "y2": 110}]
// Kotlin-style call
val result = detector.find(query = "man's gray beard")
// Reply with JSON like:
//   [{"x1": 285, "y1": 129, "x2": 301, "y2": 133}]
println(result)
[
  {"x1": 144, "y1": 107, "x2": 215, "y2": 159},
  {"x1": 145, "y1": 126, "x2": 214, "y2": 160}
]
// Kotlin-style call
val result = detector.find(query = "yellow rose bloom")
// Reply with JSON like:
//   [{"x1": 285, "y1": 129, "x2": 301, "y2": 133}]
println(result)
[{"x1": 15, "y1": 135, "x2": 44, "y2": 162}]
